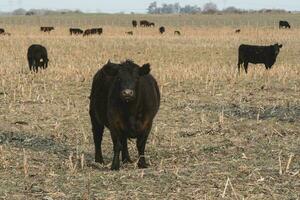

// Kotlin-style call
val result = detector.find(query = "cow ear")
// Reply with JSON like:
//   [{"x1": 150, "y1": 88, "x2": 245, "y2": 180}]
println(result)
[
  {"x1": 279, "y1": 44, "x2": 283, "y2": 48},
  {"x1": 139, "y1": 63, "x2": 151, "y2": 76},
  {"x1": 103, "y1": 60, "x2": 119, "y2": 76}
]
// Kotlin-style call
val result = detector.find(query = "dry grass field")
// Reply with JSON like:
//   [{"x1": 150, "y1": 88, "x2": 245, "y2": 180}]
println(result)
[{"x1": 0, "y1": 13, "x2": 299, "y2": 199}]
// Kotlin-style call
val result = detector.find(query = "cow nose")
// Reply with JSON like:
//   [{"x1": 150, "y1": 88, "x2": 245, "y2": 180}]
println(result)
[{"x1": 122, "y1": 89, "x2": 134, "y2": 97}]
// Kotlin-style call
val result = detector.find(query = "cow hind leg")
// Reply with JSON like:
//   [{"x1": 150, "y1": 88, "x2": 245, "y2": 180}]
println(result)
[
  {"x1": 90, "y1": 112, "x2": 104, "y2": 164},
  {"x1": 28, "y1": 58, "x2": 33, "y2": 71},
  {"x1": 244, "y1": 62, "x2": 249, "y2": 74}
]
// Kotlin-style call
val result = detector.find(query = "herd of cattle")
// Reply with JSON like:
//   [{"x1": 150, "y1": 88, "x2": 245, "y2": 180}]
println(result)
[{"x1": 1, "y1": 18, "x2": 292, "y2": 170}]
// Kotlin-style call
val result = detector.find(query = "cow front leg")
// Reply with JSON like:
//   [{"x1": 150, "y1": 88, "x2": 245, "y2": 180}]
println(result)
[
  {"x1": 121, "y1": 136, "x2": 132, "y2": 163},
  {"x1": 136, "y1": 126, "x2": 151, "y2": 168},
  {"x1": 111, "y1": 133, "x2": 122, "y2": 170}
]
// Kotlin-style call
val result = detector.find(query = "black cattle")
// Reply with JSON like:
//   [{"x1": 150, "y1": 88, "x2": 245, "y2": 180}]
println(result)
[
  {"x1": 235, "y1": 29, "x2": 241, "y2": 33},
  {"x1": 40, "y1": 26, "x2": 54, "y2": 33},
  {"x1": 125, "y1": 31, "x2": 133, "y2": 35},
  {"x1": 149, "y1": 22, "x2": 155, "y2": 27},
  {"x1": 159, "y1": 26, "x2": 165, "y2": 34},
  {"x1": 83, "y1": 28, "x2": 103, "y2": 36},
  {"x1": 0, "y1": 28, "x2": 10, "y2": 35},
  {"x1": 174, "y1": 30, "x2": 181, "y2": 35},
  {"x1": 89, "y1": 60, "x2": 160, "y2": 170},
  {"x1": 70, "y1": 28, "x2": 84, "y2": 35},
  {"x1": 279, "y1": 20, "x2": 291, "y2": 29},
  {"x1": 140, "y1": 20, "x2": 151, "y2": 27},
  {"x1": 132, "y1": 20, "x2": 137, "y2": 28},
  {"x1": 27, "y1": 44, "x2": 49, "y2": 72},
  {"x1": 238, "y1": 43, "x2": 283, "y2": 74}
]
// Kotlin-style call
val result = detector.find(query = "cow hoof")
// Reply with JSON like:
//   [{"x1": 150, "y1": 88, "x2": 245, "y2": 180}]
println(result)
[
  {"x1": 111, "y1": 164, "x2": 120, "y2": 171},
  {"x1": 138, "y1": 161, "x2": 148, "y2": 169},
  {"x1": 95, "y1": 158, "x2": 104, "y2": 164}
]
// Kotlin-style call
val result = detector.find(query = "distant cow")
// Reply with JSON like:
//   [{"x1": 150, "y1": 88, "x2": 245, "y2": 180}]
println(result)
[
  {"x1": 27, "y1": 44, "x2": 49, "y2": 72},
  {"x1": 279, "y1": 20, "x2": 291, "y2": 29},
  {"x1": 89, "y1": 60, "x2": 160, "y2": 170},
  {"x1": 159, "y1": 26, "x2": 165, "y2": 34},
  {"x1": 238, "y1": 43, "x2": 283, "y2": 74},
  {"x1": 70, "y1": 28, "x2": 84, "y2": 35},
  {"x1": 174, "y1": 30, "x2": 181, "y2": 35},
  {"x1": 0, "y1": 28, "x2": 8, "y2": 35},
  {"x1": 125, "y1": 31, "x2": 133, "y2": 35},
  {"x1": 149, "y1": 22, "x2": 155, "y2": 27},
  {"x1": 40, "y1": 26, "x2": 54, "y2": 33},
  {"x1": 140, "y1": 20, "x2": 151, "y2": 27},
  {"x1": 235, "y1": 29, "x2": 241, "y2": 33},
  {"x1": 132, "y1": 20, "x2": 137, "y2": 28},
  {"x1": 83, "y1": 28, "x2": 103, "y2": 36}
]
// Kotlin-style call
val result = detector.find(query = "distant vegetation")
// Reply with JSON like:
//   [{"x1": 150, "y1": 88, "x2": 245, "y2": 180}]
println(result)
[
  {"x1": 0, "y1": 1, "x2": 292, "y2": 16},
  {"x1": 0, "y1": 8, "x2": 83, "y2": 16},
  {"x1": 147, "y1": 1, "x2": 289, "y2": 14}
]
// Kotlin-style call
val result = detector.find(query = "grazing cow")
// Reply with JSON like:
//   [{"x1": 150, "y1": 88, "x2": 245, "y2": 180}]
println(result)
[
  {"x1": 174, "y1": 30, "x2": 181, "y2": 35},
  {"x1": 27, "y1": 44, "x2": 49, "y2": 72},
  {"x1": 70, "y1": 28, "x2": 84, "y2": 35},
  {"x1": 149, "y1": 22, "x2": 155, "y2": 27},
  {"x1": 0, "y1": 28, "x2": 6, "y2": 35},
  {"x1": 83, "y1": 28, "x2": 103, "y2": 36},
  {"x1": 238, "y1": 43, "x2": 283, "y2": 74},
  {"x1": 140, "y1": 20, "x2": 151, "y2": 27},
  {"x1": 40, "y1": 26, "x2": 54, "y2": 33},
  {"x1": 132, "y1": 20, "x2": 137, "y2": 28},
  {"x1": 279, "y1": 20, "x2": 291, "y2": 29},
  {"x1": 125, "y1": 31, "x2": 133, "y2": 35},
  {"x1": 89, "y1": 60, "x2": 160, "y2": 170},
  {"x1": 159, "y1": 26, "x2": 165, "y2": 34},
  {"x1": 235, "y1": 29, "x2": 241, "y2": 33}
]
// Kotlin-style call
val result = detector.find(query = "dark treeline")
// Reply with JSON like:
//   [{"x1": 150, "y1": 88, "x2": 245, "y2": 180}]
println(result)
[{"x1": 147, "y1": 1, "x2": 290, "y2": 14}]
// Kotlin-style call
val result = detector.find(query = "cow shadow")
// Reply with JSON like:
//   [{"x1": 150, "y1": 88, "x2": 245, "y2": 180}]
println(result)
[{"x1": 0, "y1": 130, "x2": 109, "y2": 170}]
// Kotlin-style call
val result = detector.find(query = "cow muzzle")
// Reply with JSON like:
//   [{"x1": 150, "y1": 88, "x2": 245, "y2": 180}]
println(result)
[{"x1": 121, "y1": 89, "x2": 135, "y2": 101}]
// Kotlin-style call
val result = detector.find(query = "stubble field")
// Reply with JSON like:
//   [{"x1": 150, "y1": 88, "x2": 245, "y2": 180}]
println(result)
[{"x1": 0, "y1": 13, "x2": 299, "y2": 199}]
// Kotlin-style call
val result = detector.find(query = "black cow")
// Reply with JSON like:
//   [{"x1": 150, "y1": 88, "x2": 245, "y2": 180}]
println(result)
[
  {"x1": 27, "y1": 44, "x2": 49, "y2": 72},
  {"x1": 125, "y1": 31, "x2": 133, "y2": 35},
  {"x1": 40, "y1": 26, "x2": 54, "y2": 33},
  {"x1": 132, "y1": 20, "x2": 137, "y2": 28},
  {"x1": 174, "y1": 30, "x2": 181, "y2": 35},
  {"x1": 235, "y1": 29, "x2": 241, "y2": 33},
  {"x1": 149, "y1": 22, "x2": 155, "y2": 27},
  {"x1": 279, "y1": 20, "x2": 291, "y2": 29},
  {"x1": 238, "y1": 43, "x2": 283, "y2": 74},
  {"x1": 83, "y1": 28, "x2": 103, "y2": 36},
  {"x1": 140, "y1": 20, "x2": 151, "y2": 27},
  {"x1": 89, "y1": 60, "x2": 160, "y2": 170},
  {"x1": 70, "y1": 28, "x2": 84, "y2": 35},
  {"x1": 159, "y1": 26, "x2": 165, "y2": 34},
  {"x1": 0, "y1": 28, "x2": 5, "y2": 35}
]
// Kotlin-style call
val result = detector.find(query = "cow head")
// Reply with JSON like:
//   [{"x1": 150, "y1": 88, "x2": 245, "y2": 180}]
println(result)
[
  {"x1": 274, "y1": 43, "x2": 283, "y2": 55},
  {"x1": 104, "y1": 60, "x2": 150, "y2": 102}
]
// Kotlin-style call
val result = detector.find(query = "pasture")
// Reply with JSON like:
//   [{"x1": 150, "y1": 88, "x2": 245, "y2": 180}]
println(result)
[{"x1": 0, "y1": 13, "x2": 299, "y2": 199}]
